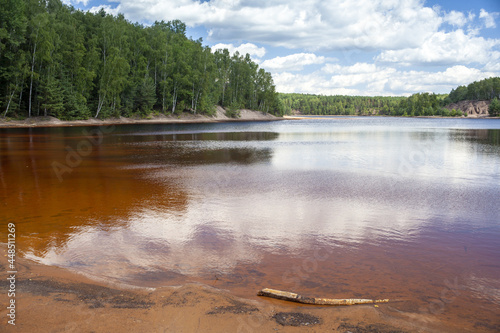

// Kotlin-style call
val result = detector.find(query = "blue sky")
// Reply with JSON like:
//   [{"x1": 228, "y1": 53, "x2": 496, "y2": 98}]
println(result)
[{"x1": 63, "y1": 0, "x2": 500, "y2": 96}]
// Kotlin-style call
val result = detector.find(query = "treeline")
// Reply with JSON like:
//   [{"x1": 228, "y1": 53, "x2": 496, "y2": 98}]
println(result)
[
  {"x1": 280, "y1": 93, "x2": 465, "y2": 117},
  {"x1": 280, "y1": 94, "x2": 405, "y2": 116},
  {"x1": 281, "y1": 77, "x2": 500, "y2": 117},
  {"x1": 0, "y1": 0, "x2": 283, "y2": 120},
  {"x1": 446, "y1": 77, "x2": 500, "y2": 103},
  {"x1": 394, "y1": 93, "x2": 465, "y2": 117}
]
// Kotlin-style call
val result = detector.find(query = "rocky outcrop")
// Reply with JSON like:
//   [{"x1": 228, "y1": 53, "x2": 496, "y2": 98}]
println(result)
[{"x1": 445, "y1": 100, "x2": 491, "y2": 117}]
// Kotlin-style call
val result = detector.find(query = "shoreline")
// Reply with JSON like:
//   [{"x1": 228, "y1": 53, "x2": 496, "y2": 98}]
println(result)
[
  {"x1": 0, "y1": 107, "x2": 283, "y2": 129},
  {"x1": 0, "y1": 254, "x2": 460, "y2": 333},
  {"x1": 2, "y1": 113, "x2": 497, "y2": 129}
]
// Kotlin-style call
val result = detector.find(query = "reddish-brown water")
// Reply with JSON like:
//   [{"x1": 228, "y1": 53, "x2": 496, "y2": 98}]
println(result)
[{"x1": 1, "y1": 118, "x2": 500, "y2": 331}]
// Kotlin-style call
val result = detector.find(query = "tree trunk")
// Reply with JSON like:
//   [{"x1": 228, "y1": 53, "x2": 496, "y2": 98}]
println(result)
[
  {"x1": 28, "y1": 39, "x2": 38, "y2": 118},
  {"x1": 95, "y1": 92, "x2": 106, "y2": 118},
  {"x1": 191, "y1": 82, "x2": 195, "y2": 111},
  {"x1": 171, "y1": 84, "x2": 177, "y2": 114},
  {"x1": 162, "y1": 46, "x2": 168, "y2": 112},
  {"x1": 18, "y1": 84, "x2": 23, "y2": 110},
  {"x1": 3, "y1": 86, "x2": 16, "y2": 117}
]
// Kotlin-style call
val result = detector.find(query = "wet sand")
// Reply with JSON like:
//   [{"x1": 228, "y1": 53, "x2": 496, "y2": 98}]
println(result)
[{"x1": 0, "y1": 254, "x2": 467, "y2": 333}]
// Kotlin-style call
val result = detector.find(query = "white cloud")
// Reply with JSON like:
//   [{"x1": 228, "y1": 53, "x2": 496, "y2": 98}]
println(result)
[
  {"x1": 376, "y1": 29, "x2": 500, "y2": 66},
  {"x1": 273, "y1": 63, "x2": 498, "y2": 96},
  {"x1": 444, "y1": 10, "x2": 467, "y2": 27},
  {"x1": 387, "y1": 66, "x2": 495, "y2": 93},
  {"x1": 273, "y1": 71, "x2": 364, "y2": 95},
  {"x1": 323, "y1": 62, "x2": 378, "y2": 74},
  {"x1": 260, "y1": 53, "x2": 326, "y2": 72},
  {"x1": 62, "y1": 0, "x2": 90, "y2": 6},
  {"x1": 79, "y1": 1, "x2": 500, "y2": 97},
  {"x1": 98, "y1": 0, "x2": 442, "y2": 52},
  {"x1": 211, "y1": 43, "x2": 266, "y2": 58},
  {"x1": 468, "y1": 12, "x2": 476, "y2": 22},
  {"x1": 89, "y1": 5, "x2": 119, "y2": 15},
  {"x1": 479, "y1": 9, "x2": 498, "y2": 28}
]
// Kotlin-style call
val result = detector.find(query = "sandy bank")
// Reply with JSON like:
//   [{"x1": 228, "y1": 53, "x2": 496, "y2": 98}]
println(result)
[
  {"x1": 0, "y1": 254, "x2": 484, "y2": 333},
  {"x1": 444, "y1": 100, "x2": 491, "y2": 116},
  {"x1": 0, "y1": 107, "x2": 281, "y2": 129}
]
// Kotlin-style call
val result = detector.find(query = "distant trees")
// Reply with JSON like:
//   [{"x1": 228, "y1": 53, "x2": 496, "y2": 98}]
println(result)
[
  {"x1": 281, "y1": 78, "x2": 500, "y2": 117},
  {"x1": 279, "y1": 94, "x2": 405, "y2": 116},
  {"x1": 393, "y1": 92, "x2": 458, "y2": 117},
  {"x1": 0, "y1": 0, "x2": 283, "y2": 120},
  {"x1": 279, "y1": 92, "x2": 468, "y2": 117}
]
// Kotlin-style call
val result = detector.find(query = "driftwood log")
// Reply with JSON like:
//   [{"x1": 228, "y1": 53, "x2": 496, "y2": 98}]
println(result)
[{"x1": 257, "y1": 288, "x2": 389, "y2": 306}]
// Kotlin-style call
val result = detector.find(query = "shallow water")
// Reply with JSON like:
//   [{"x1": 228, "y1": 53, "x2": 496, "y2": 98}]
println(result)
[{"x1": 1, "y1": 117, "x2": 500, "y2": 328}]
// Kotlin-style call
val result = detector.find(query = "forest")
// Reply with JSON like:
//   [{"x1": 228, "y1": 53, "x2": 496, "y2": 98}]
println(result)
[
  {"x1": 0, "y1": 0, "x2": 284, "y2": 120},
  {"x1": 280, "y1": 94, "x2": 405, "y2": 116},
  {"x1": 281, "y1": 77, "x2": 500, "y2": 117},
  {"x1": 446, "y1": 77, "x2": 500, "y2": 103}
]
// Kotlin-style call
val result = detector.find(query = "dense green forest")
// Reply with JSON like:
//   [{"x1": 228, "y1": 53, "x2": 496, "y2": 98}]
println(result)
[
  {"x1": 280, "y1": 94, "x2": 405, "y2": 116},
  {"x1": 446, "y1": 77, "x2": 500, "y2": 103},
  {"x1": 0, "y1": 0, "x2": 283, "y2": 120},
  {"x1": 281, "y1": 77, "x2": 500, "y2": 117},
  {"x1": 279, "y1": 93, "x2": 464, "y2": 117}
]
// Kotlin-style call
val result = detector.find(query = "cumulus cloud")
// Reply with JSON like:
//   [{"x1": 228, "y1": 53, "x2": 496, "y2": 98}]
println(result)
[
  {"x1": 479, "y1": 9, "x2": 498, "y2": 28},
  {"x1": 211, "y1": 43, "x2": 266, "y2": 58},
  {"x1": 443, "y1": 10, "x2": 468, "y2": 27},
  {"x1": 387, "y1": 66, "x2": 495, "y2": 93},
  {"x1": 376, "y1": 29, "x2": 500, "y2": 66},
  {"x1": 323, "y1": 62, "x2": 379, "y2": 74},
  {"x1": 62, "y1": 0, "x2": 90, "y2": 6},
  {"x1": 79, "y1": 1, "x2": 500, "y2": 96},
  {"x1": 273, "y1": 63, "x2": 498, "y2": 96},
  {"x1": 273, "y1": 72, "x2": 363, "y2": 95},
  {"x1": 95, "y1": 0, "x2": 443, "y2": 52},
  {"x1": 260, "y1": 53, "x2": 326, "y2": 72}
]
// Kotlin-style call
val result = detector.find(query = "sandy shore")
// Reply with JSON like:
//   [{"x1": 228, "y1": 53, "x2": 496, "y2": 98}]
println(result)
[
  {"x1": 0, "y1": 254, "x2": 478, "y2": 333},
  {"x1": 3, "y1": 112, "x2": 493, "y2": 129},
  {"x1": 0, "y1": 107, "x2": 282, "y2": 129}
]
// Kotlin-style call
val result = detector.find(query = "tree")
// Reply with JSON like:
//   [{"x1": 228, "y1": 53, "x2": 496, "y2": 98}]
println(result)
[{"x1": 489, "y1": 98, "x2": 500, "y2": 117}]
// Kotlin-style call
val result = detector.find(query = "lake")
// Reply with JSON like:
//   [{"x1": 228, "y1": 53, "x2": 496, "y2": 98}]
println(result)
[{"x1": 1, "y1": 117, "x2": 500, "y2": 329}]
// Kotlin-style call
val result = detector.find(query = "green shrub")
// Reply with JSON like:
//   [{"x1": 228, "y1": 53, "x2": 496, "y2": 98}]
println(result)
[
  {"x1": 489, "y1": 98, "x2": 500, "y2": 117},
  {"x1": 225, "y1": 105, "x2": 241, "y2": 118}
]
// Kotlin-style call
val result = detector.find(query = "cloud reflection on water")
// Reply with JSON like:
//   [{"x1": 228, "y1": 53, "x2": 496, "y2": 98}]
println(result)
[{"x1": 10, "y1": 119, "x2": 500, "y2": 289}]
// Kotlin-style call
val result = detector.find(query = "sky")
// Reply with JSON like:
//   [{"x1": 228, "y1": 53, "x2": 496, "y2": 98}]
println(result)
[{"x1": 62, "y1": 0, "x2": 500, "y2": 96}]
